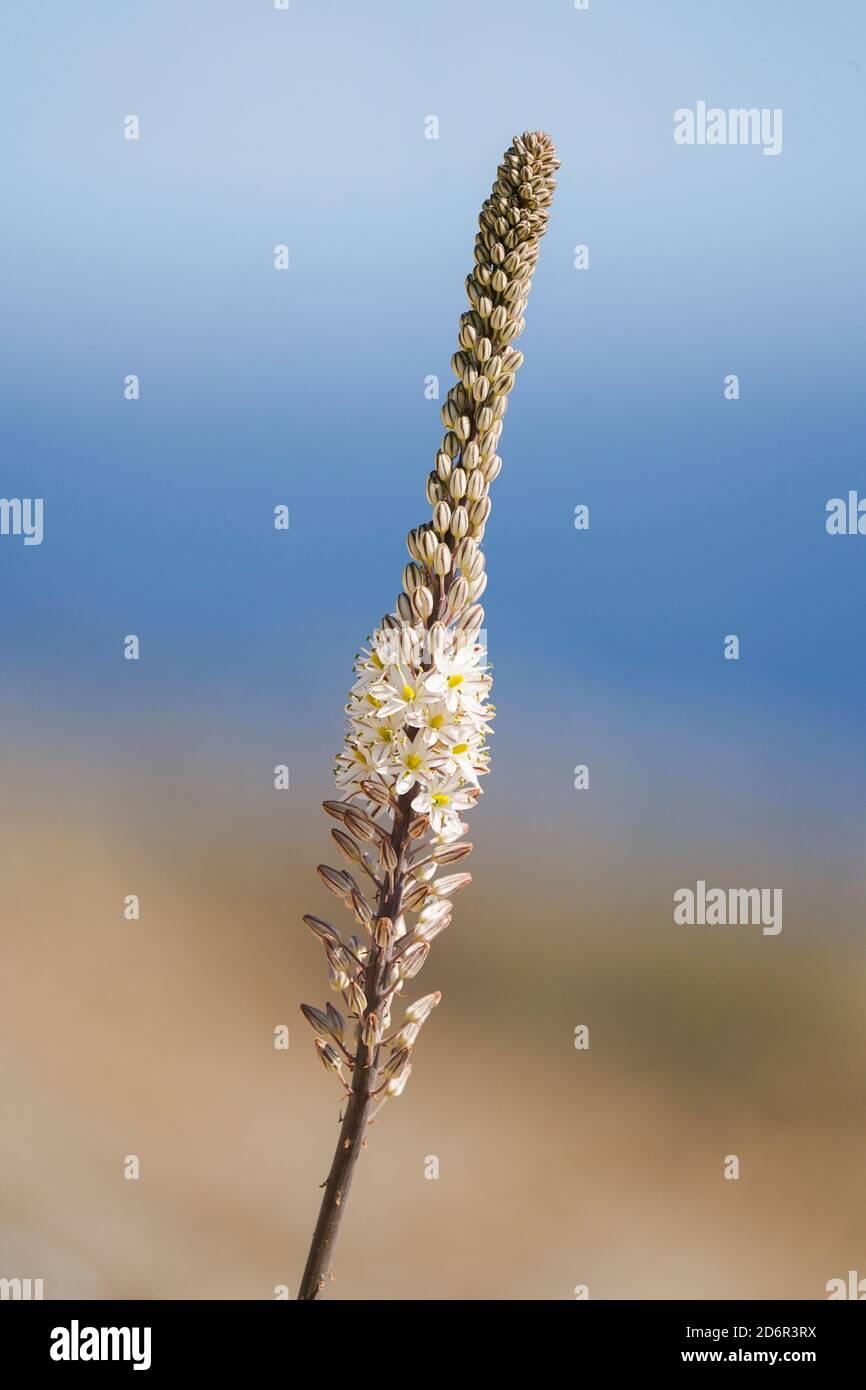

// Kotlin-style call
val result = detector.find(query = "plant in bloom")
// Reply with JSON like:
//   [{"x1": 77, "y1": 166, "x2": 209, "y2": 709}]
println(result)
[{"x1": 298, "y1": 131, "x2": 558, "y2": 1301}]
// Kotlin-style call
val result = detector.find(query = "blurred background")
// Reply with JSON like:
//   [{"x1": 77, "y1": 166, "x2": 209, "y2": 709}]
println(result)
[{"x1": 1, "y1": 0, "x2": 864, "y2": 1299}]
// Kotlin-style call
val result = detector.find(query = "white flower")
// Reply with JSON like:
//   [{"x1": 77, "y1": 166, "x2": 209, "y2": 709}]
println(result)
[
  {"x1": 411, "y1": 774, "x2": 476, "y2": 838},
  {"x1": 424, "y1": 641, "x2": 490, "y2": 714},
  {"x1": 437, "y1": 726, "x2": 489, "y2": 786},
  {"x1": 393, "y1": 733, "x2": 437, "y2": 795}
]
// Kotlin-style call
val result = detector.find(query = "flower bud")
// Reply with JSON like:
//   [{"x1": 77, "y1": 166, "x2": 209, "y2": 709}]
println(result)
[
  {"x1": 449, "y1": 506, "x2": 469, "y2": 541},
  {"x1": 480, "y1": 454, "x2": 502, "y2": 484},
  {"x1": 468, "y1": 572, "x2": 488, "y2": 600},
  {"x1": 461, "y1": 440, "x2": 480, "y2": 470},
  {"x1": 433, "y1": 543, "x2": 452, "y2": 577},
  {"x1": 445, "y1": 575, "x2": 469, "y2": 617},
  {"x1": 433, "y1": 500, "x2": 451, "y2": 534},
  {"x1": 448, "y1": 467, "x2": 467, "y2": 500},
  {"x1": 456, "y1": 603, "x2": 484, "y2": 637},
  {"x1": 466, "y1": 471, "x2": 486, "y2": 502},
  {"x1": 412, "y1": 586, "x2": 433, "y2": 621},
  {"x1": 469, "y1": 496, "x2": 492, "y2": 527},
  {"x1": 402, "y1": 562, "x2": 423, "y2": 595},
  {"x1": 455, "y1": 415, "x2": 472, "y2": 442}
]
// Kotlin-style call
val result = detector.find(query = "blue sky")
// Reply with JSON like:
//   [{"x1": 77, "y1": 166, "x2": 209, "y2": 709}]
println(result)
[{"x1": 1, "y1": 2, "x2": 864, "y2": 852}]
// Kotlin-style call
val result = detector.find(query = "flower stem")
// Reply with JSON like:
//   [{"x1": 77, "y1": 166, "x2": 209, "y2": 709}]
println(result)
[{"x1": 297, "y1": 797, "x2": 411, "y2": 1299}]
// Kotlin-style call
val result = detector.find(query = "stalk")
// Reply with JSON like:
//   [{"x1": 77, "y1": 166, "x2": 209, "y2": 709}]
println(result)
[{"x1": 297, "y1": 131, "x2": 558, "y2": 1300}]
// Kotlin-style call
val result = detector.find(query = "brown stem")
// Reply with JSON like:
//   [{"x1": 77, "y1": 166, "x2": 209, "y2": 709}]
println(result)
[{"x1": 297, "y1": 795, "x2": 413, "y2": 1300}]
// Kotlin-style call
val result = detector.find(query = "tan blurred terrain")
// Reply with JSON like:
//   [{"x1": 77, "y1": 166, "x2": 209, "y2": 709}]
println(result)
[{"x1": 1, "y1": 744, "x2": 864, "y2": 1300}]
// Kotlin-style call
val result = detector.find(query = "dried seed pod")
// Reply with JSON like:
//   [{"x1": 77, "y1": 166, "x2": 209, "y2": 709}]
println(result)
[
  {"x1": 344, "y1": 809, "x2": 377, "y2": 842},
  {"x1": 432, "y1": 841, "x2": 473, "y2": 864},
  {"x1": 325, "y1": 1003, "x2": 345, "y2": 1043},
  {"x1": 431, "y1": 872, "x2": 472, "y2": 897},
  {"x1": 346, "y1": 980, "x2": 367, "y2": 1015},
  {"x1": 405, "y1": 990, "x2": 442, "y2": 1024},
  {"x1": 399, "y1": 942, "x2": 430, "y2": 979},
  {"x1": 360, "y1": 779, "x2": 393, "y2": 808},
  {"x1": 362, "y1": 1012, "x2": 382, "y2": 1047},
  {"x1": 374, "y1": 915, "x2": 394, "y2": 949},
  {"x1": 316, "y1": 865, "x2": 356, "y2": 900},
  {"x1": 379, "y1": 837, "x2": 398, "y2": 874},
  {"x1": 301, "y1": 1004, "x2": 335, "y2": 1041},
  {"x1": 385, "y1": 1066, "x2": 412, "y2": 1098},
  {"x1": 350, "y1": 889, "x2": 372, "y2": 928},
  {"x1": 315, "y1": 1039, "x2": 344, "y2": 1076},
  {"x1": 401, "y1": 879, "x2": 430, "y2": 912},
  {"x1": 331, "y1": 827, "x2": 363, "y2": 866},
  {"x1": 302, "y1": 914, "x2": 340, "y2": 944}
]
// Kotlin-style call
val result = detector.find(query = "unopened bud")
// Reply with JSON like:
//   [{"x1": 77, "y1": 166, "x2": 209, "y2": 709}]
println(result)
[
  {"x1": 412, "y1": 586, "x2": 433, "y2": 621},
  {"x1": 433, "y1": 543, "x2": 452, "y2": 577}
]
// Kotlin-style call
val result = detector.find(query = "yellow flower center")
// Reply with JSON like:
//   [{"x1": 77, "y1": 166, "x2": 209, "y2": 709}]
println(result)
[
  {"x1": 452, "y1": 742, "x2": 469, "y2": 754},
  {"x1": 428, "y1": 713, "x2": 445, "y2": 729},
  {"x1": 402, "y1": 684, "x2": 416, "y2": 702},
  {"x1": 366, "y1": 694, "x2": 383, "y2": 708},
  {"x1": 406, "y1": 753, "x2": 422, "y2": 770},
  {"x1": 378, "y1": 727, "x2": 394, "y2": 741},
  {"x1": 371, "y1": 651, "x2": 384, "y2": 669},
  {"x1": 447, "y1": 674, "x2": 464, "y2": 688},
  {"x1": 431, "y1": 792, "x2": 451, "y2": 807},
  {"x1": 352, "y1": 748, "x2": 367, "y2": 764}
]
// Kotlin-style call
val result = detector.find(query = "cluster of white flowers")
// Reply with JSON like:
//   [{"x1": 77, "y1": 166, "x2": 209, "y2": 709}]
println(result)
[{"x1": 335, "y1": 622, "x2": 493, "y2": 841}]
